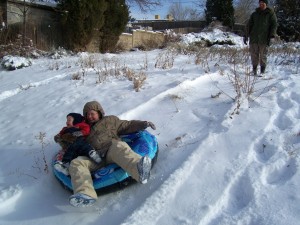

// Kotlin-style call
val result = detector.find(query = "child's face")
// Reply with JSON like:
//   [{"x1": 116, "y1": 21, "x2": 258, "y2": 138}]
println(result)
[{"x1": 66, "y1": 116, "x2": 74, "y2": 127}]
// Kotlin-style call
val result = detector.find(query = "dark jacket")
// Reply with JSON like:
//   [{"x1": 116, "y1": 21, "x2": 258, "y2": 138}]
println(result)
[
  {"x1": 83, "y1": 101, "x2": 148, "y2": 157},
  {"x1": 246, "y1": 7, "x2": 277, "y2": 45}
]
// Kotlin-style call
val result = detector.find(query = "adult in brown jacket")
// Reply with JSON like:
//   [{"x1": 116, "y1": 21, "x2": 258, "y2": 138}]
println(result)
[{"x1": 68, "y1": 101, "x2": 156, "y2": 207}]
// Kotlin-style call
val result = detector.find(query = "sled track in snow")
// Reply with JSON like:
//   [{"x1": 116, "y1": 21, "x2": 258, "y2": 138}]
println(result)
[
  {"x1": 0, "y1": 73, "x2": 69, "y2": 102},
  {"x1": 120, "y1": 73, "x2": 237, "y2": 225}
]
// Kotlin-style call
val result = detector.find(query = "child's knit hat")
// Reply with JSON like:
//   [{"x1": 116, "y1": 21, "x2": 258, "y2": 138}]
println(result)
[{"x1": 67, "y1": 113, "x2": 84, "y2": 125}]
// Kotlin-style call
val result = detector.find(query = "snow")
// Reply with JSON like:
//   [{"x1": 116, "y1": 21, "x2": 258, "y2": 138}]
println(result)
[{"x1": 1, "y1": 29, "x2": 300, "y2": 225}]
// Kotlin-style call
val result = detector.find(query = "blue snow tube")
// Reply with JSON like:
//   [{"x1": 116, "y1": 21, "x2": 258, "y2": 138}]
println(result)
[{"x1": 53, "y1": 130, "x2": 158, "y2": 192}]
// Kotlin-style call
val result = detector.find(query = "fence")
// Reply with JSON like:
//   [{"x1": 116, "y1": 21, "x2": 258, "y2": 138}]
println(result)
[{"x1": 3, "y1": 0, "x2": 62, "y2": 50}]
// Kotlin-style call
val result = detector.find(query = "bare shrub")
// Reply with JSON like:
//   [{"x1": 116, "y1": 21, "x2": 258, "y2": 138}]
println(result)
[
  {"x1": 123, "y1": 67, "x2": 135, "y2": 81},
  {"x1": 34, "y1": 132, "x2": 49, "y2": 174},
  {"x1": 155, "y1": 48, "x2": 177, "y2": 69},
  {"x1": 94, "y1": 56, "x2": 124, "y2": 84},
  {"x1": 71, "y1": 72, "x2": 81, "y2": 80},
  {"x1": 195, "y1": 48, "x2": 210, "y2": 72},
  {"x1": 164, "y1": 29, "x2": 181, "y2": 43},
  {"x1": 169, "y1": 94, "x2": 183, "y2": 112},
  {"x1": 122, "y1": 66, "x2": 147, "y2": 91},
  {"x1": 133, "y1": 71, "x2": 147, "y2": 92},
  {"x1": 48, "y1": 61, "x2": 60, "y2": 70}
]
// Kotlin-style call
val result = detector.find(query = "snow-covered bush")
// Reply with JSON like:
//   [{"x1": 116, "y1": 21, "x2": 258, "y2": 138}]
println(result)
[
  {"x1": 48, "y1": 47, "x2": 72, "y2": 59},
  {"x1": 1, "y1": 55, "x2": 32, "y2": 70}
]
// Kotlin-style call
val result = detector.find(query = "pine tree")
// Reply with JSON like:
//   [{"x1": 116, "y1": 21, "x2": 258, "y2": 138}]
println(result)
[
  {"x1": 205, "y1": 0, "x2": 234, "y2": 28},
  {"x1": 205, "y1": 0, "x2": 218, "y2": 25},
  {"x1": 275, "y1": 0, "x2": 300, "y2": 41},
  {"x1": 222, "y1": 0, "x2": 234, "y2": 28},
  {"x1": 98, "y1": 0, "x2": 129, "y2": 53},
  {"x1": 58, "y1": 0, "x2": 107, "y2": 51}
]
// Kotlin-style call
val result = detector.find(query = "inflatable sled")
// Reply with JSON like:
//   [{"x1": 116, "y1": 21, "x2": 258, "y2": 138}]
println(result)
[{"x1": 52, "y1": 130, "x2": 158, "y2": 192}]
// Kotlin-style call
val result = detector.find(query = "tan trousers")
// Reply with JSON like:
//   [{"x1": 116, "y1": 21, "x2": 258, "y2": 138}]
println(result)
[
  {"x1": 69, "y1": 139, "x2": 142, "y2": 199},
  {"x1": 249, "y1": 43, "x2": 268, "y2": 68}
]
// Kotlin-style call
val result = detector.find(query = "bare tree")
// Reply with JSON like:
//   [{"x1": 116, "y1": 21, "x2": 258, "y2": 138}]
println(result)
[
  {"x1": 168, "y1": 2, "x2": 189, "y2": 20},
  {"x1": 8, "y1": 0, "x2": 36, "y2": 46},
  {"x1": 168, "y1": 2, "x2": 201, "y2": 20},
  {"x1": 126, "y1": 0, "x2": 161, "y2": 12},
  {"x1": 235, "y1": 0, "x2": 256, "y2": 24}
]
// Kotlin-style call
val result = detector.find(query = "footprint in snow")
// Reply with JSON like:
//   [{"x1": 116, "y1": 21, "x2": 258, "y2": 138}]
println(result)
[
  {"x1": 254, "y1": 136, "x2": 276, "y2": 163},
  {"x1": 277, "y1": 94, "x2": 293, "y2": 110},
  {"x1": 274, "y1": 111, "x2": 293, "y2": 131},
  {"x1": 263, "y1": 158, "x2": 297, "y2": 186},
  {"x1": 225, "y1": 173, "x2": 254, "y2": 215}
]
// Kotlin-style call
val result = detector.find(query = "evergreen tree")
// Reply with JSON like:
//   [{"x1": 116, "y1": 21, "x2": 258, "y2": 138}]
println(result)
[
  {"x1": 221, "y1": 0, "x2": 234, "y2": 28},
  {"x1": 205, "y1": 0, "x2": 234, "y2": 28},
  {"x1": 98, "y1": 0, "x2": 129, "y2": 53},
  {"x1": 205, "y1": 0, "x2": 218, "y2": 25},
  {"x1": 275, "y1": 0, "x2": 300, "y2": 41},
  {"x1": 58, "y1": 0, "x2": 107, "y2": 51}
]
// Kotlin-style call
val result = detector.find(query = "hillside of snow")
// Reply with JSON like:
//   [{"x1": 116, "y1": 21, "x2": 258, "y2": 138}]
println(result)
[{"x1": 0, "y1": 29, "x2": 300, "y2": 225}]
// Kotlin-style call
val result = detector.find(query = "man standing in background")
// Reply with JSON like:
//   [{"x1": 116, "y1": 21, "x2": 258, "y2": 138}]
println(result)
[{"x1": 244, "y1": 0, "x2": 277, "y2": 75}]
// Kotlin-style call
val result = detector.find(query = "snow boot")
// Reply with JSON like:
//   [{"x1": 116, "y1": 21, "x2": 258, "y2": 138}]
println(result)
[
  {"x1": 252, "y1": 66, "x2": 257, "y2": 76},
  {"x1": 88, "y1": 150, "x2": 102, "y2": 163},
  {"x1": 69, "y1": 193, "x2": 96, "y2": 207},
  {"x1": 54, "y1": 161, "x2": 69, "y2": 176},
  {"x1": 261, "y1": 65, "x2": 266, "y2": 74},
  {"x1": 137, "y1": 155, "x2": 152, "y2": 184}
]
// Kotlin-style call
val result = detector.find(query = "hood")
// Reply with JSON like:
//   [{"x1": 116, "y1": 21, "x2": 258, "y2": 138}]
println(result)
[{"x1": 83, "y1": 101, "x2": 105, "y2": 119}]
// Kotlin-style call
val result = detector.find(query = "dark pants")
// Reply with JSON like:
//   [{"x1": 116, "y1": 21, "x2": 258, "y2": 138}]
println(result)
[{"x1": 62, "y1": 137, "x2": 94, "y2": 163}]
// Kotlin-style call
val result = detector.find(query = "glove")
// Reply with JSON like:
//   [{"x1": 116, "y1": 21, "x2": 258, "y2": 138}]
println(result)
[
  {"x1": 243, "y1": 36, "x2": 248, "y2": 45},
  {"x1": 72, "y1": 131, "x2": 83, "y2": 137},
  {"x1": 61, "y1": 133, "x2": 76, "y2": 143},
  {"x1": 54, "y1": 134, "x2": 61, "y2": 143},
  {"x1": 146, "y1": 121, "x2": 156, "y2": 130}
]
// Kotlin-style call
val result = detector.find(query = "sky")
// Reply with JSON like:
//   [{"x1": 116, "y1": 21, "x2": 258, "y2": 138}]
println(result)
[
  {"x1": 129, "y1": 0, "x2": 199, "y2": 20},
  {"x1": 37, "y1": 0, "x2": 198, "y2": 21},
  {"x1": 1, "y1": 29, "x2": 300, "y2": 225}
]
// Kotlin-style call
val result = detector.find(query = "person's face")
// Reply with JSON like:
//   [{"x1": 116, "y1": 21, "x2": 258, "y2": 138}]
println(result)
[
  {"x1": 66, "y1": 116, "x2": 74, "y2": 127},
  {"x1": 86, "y1": 110, "x2": 100, "y2": 123},
  {"x1": 259, "y1": 1, "x2": 267, "y2": 10}
]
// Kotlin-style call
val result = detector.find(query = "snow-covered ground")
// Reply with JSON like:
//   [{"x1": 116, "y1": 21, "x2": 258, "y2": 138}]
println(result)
[{"x1": 0, "y1": 29, "x2": 300, "y2": 225}]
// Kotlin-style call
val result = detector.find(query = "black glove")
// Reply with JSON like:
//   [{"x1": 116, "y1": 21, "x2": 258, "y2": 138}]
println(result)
[
  {"x1": 72, "y1": 131, "x2": 83, "y2": 137},
  {"x1": 54, "y1": 134, "x2": 61, "y2": 143},
  {"x1": 243, "y1": 36, "x2": 248, "y2": 45},
  {"x1": 146, "y1": 121, "x2": 156, "y2": 130}
]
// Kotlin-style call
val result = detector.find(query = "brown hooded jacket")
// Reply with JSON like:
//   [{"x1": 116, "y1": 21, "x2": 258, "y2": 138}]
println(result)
[{"x1": 83, "y1": 101, "x2": 148, "y2": 157}]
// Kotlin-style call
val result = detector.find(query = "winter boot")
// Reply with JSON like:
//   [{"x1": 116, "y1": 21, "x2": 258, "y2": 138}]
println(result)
[
  {"x1": 260, "y1": 65, "x2": 266, "y2": 74},
  {"x1": 137, "y1": 155, "x2": 152, "y2": 184},
  {"x1": 69, "y1": 193, "x2": 96, "y2": 207},
  {"x1": 54, "y1": 161, "x2": 69, "y2": 176},
  {"x1": 88, "y1": 150, "x2": 102, "y2": 163},
  {"x1": 252, "y1": 66, "x2": 257, "y2": 76}
]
